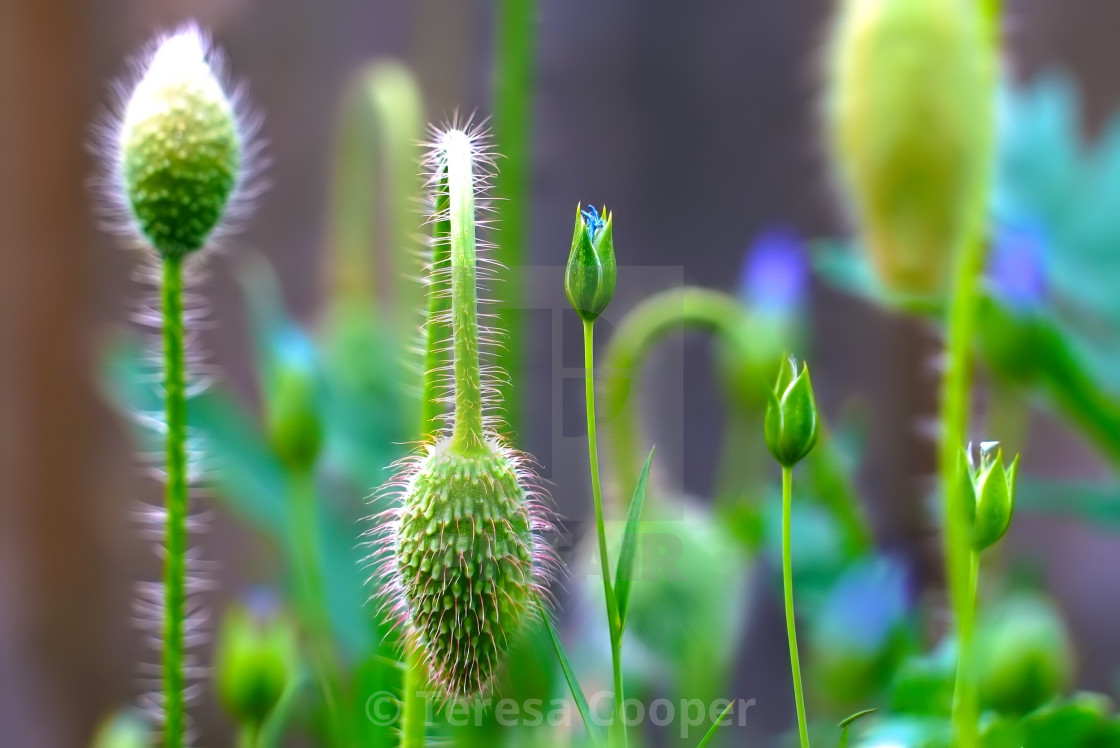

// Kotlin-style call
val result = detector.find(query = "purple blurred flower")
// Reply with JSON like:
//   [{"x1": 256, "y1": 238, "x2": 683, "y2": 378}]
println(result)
[
  {"x1": 739, "y1": 227, "x2": 809, "y2": 317},
  {"x1": 987, "y1": 222, "x2": 1047, "y2": 313},
  {"x1": 817, "y1": 556, "x2": 911, "y2": 655}
]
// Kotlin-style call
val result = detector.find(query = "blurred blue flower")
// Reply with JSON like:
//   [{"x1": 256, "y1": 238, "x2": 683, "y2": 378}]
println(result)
[
  {"x1": 817, "y1": 556, "x2": 910, "y2": 655},
  {"x1": 987, "y1": 221, "x2": 1048, "y2": 313},
  {"x1": 739, "y1": 227, "x2": 809, "y2": 318}
]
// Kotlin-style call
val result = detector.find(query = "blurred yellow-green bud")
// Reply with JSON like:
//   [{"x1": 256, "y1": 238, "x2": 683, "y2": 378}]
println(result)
[
  {"x1": 976, "y1": 593, "x2": 1074, "y2": 715},
  {"x1": 91, "y1": 710, "x2": 150, "y2": 748},
  {"x1": 765, "y1": 356, "x2": 820, "y2": 468},
  {"x1": 214, "y1": 598, "x2": 298, "y2": 728},
  {"x1": 827, "y1": 0, "x2": 996, "y2": 296},
  {"x1": 117, "y1": 26, "x2": 245, "y2": 258},
  {"x1": 962, "y1": 441, "x2": 1018, "y2": 552},
  {"x1": 565, "y1": 204, "x2": 616, "y2": 322},
  {"x1": 265, "y1": 332, "x2": 323, "y2": 470}
]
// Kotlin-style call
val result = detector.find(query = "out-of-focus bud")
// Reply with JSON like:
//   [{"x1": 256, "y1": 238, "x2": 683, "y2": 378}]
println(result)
[
  {"x1": 565, "y1": 204, "x2": 616, "y2": 322},
  {"x1": 265, "y1": 330, "x2": 323, "y2": 471},
  {"x1": 826, "y1": 0, "x2": 996, "y2": 297},
  {"x1": 976, "y1": 593, "x2": 1074, "y2": 715},
  {"x1": 765, "y1": 356, "x2": 820, "y2": 468},
  {"x1": 962, "y1": 441, "x2": 1018, "y2": 552},
  {"x1": 91, "y1": 710, "x2": 150, "y2": 748},
  {"x1": 214, "y1": 596, "x2": 299, "y2": 728}
]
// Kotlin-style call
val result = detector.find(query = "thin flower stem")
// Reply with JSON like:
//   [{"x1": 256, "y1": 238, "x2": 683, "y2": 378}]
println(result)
[
  {"x1": 161, "y1": 254, "x2": 187, "y2": 748},
  {"x1": 782, "y1": 466, "x2": 810, "y2": 748},
  {"x1": 237, "y1": 722, "x2": 262, "y2": 748},
  {"x1": 952, "y1": 551, "x2": 983, "y2": 746},
  {"x1": 290, "y1": 468, "x2": 347, "y2": 745},
  {"x1": 583, "y1": 319, "x2": 627, "y2": 748},
  {"x1": 400, "y1": 647, "x2": 427, "y2": 748}
]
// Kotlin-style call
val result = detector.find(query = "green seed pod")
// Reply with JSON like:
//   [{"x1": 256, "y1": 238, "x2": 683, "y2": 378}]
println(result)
[
  {"x1": 565, "y1": 204, "x2": 616, "y2": 323},
  {"x1": 976, "y1": 594, "x2": 1074, "y2": 716},
  {"x1": 765, "y1": 356, "x2": 820, "y2": 468},
  {"x1": 827, "y1": 0, "x2": 996, "y2": 296},
  {"x1": 115, "y1": 26, "x2": 246, "y2": 258},
  {"x1": 214, "y1": 599, "x2": 298, "y2": 728},
  {"x1": 962, "y1": 442, "x2": 1018, "y2": 552}
]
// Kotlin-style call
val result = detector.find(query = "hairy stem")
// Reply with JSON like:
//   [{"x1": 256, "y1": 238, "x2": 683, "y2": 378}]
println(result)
[
  {"x1": 444, "y1": 132, "x2": 485, "y2": 453},
  {"x1": 420, "y1": 166, "x2": 452, "y2": 437},
  {"x1": 583, "y1": 319, "x2": 627, "y2": 748},
  {"x1": 492, "y1": 0, "x2": 537, "y2": 439},
  {"x1": 161, "y1": 254, "x2": 187, "y2": 748},
  {"x1": 782, "y1": 466, "x2": 810, "y2": 748}
]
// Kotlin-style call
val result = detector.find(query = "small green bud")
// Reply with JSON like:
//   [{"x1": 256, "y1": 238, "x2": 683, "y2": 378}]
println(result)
[
  {"x1": 116, "y1": 26, "x2": 245, "y2": 258},
  {"x1": 963, "y1": 441, "x2": 1018, "y2": 552},
  {"x1": 214, "y1": 598, "x2": 298, "y2": 728},
  {"x1": 765, "y1": 356, "x2": 820, "y2": 468},
  {"x1": 265, "y1": 332, "x2": 323, "y2": 470},
  {"x1": 91, "y1": 710, "x2": 150, "y2": 748},
  {"x1": 565, "y1": 204, "x2": 616, "y2": 322}
]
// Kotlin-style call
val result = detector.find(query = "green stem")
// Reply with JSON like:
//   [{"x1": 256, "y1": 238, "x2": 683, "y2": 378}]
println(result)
[
  {"x1": 444, "y1": 132, "x2": 485, "y2": 453},
  {"x1": 400, "y1": 647, "x2": 427, "y2": 748},
  {"x1": 952, "y1": 551, "x2": 982, "y2": 744},
  {"x1": 420, "y1": 166, "x2": 452, "y2": 437},
  {"x1": 782, "y1": 466, "x2": 810, "y2": 748},
  {"x1": 161, "y1": 254, "x2": 187, "y2": 748},
  {"x1": 290, "y1": 468, "x2": 347, "y2": 745},
  {"x1": 584, "y1": 319, "x2": 627, "y2": 748},
  {"x1": 236, "y1": 722, "x2": 262, "y2": 748},
  {"x1": 492, "y1": 0, "x2": 536, "y2": 439}
]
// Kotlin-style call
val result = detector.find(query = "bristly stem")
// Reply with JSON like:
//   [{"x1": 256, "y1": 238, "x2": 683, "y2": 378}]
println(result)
[
  {"x1": 945, "y1": 4, "x2": 1000, "y2": 743},
  {"x1": 443, "y1": 132, "x2": 485, "y2": 453},
  {"x1": 583, "y1": 318, "x2": 627, "y2": 747},
  {"x1": 161, "y1": 254, "x2": 187, "y2": 748},
  {"x1": 781, "y1": 466, "x2": 810, "y2": 748},
  {"x1": 421, "y1": 166, "x2": 452, "y2": 437},
  {"x1": 492, "y1": 0, "x2": 537, "y2": 439}
]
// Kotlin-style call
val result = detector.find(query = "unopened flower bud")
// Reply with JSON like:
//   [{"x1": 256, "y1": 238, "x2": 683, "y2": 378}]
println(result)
[
  {"x1": 214, "y1": 597, "x2": 298, "y2": 728},
  {"x1": 565, "y1": 204, "x2": 616, "y2": 322},
  {"x1": 765, "y1": 356, "x2": 820, "y2": 468},
  {"x1": 265, "y1": 331, "x2": 323, "y2": 470},
  {"x1": 962, "y1": 441, "x2": 1018, "y2": 551},
  {"x1": 116, "y1": 26, "x2": 246, "y2": 258}
]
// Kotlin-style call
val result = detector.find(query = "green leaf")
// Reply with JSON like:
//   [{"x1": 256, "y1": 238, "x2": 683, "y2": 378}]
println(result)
[
  {"x1": 545, "y1": 616, "x2": 603, "y2": 746},
  {"x1": 615, "y1": 447, "x2": 655, "y2": 630},
  {"x1": 839, "y1": 708, "x2": 878, "y2": 748},
  {"x1": 696, "y1": 699, "x2": 736, "y2": 748}
]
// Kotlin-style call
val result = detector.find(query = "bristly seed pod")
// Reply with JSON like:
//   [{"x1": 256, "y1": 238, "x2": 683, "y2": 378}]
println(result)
[
  {"x1": 107, "y1": 25, "x2": 255, "y2": 258},
  {"x1": 371, "y1": 126, "x2": 554, "y2": 699},
  {"x1": 826, "y1": 0, "x2": 997, "y2": 297}
]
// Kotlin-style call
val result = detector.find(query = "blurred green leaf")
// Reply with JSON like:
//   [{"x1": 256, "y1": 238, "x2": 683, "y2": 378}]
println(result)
[
  {"x1": 615, "y1": 447, "x2": 654, "y2": 630},
  {"x1": 545, "y1": 616, "x2": 603, "y2": 747},
  {"x1": 695, "y1": 699, "x2": 736, "y2": 748}
]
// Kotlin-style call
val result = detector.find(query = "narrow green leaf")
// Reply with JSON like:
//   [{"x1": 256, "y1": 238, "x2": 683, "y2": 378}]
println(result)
[
  {"x1": 697, "y1": 699, "x2": 736, "y2": 748},
  {"x1": 615, "y1": 447, "x2": 655, "y2": 629},
  {"x1": 545, "y1": 616, "x2": 602, "y2": 746},
  {"x1": 839, "y1": 708, "x2": 877, "y2": 748}
]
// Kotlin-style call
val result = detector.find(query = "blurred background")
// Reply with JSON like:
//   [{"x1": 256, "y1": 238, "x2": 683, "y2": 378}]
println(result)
[{"x1": 4, "y1": 0, "x2": 1120, "y2": 745}]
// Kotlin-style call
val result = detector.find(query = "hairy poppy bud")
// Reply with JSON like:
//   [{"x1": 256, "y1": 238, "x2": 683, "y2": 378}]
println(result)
[
  {"x1": 565, "y1": 204, "x2": 616, "y2": 322},
  {"x1": 115, "y1": 26, "x2": 247, "y2": 257},
  {"x1": 765, "y1": 356, "x2": 820, "y2": 468},
  {"x1": 827, "y1": 0, "x2": 996, "y2": 296}
]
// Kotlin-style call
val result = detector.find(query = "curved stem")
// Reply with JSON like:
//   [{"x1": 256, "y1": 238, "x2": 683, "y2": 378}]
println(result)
[
  {"x1": 782, "y1": 466, "x2": 810, "y2": 748},
  {"x1": 443, "y1": 132, "x2": 485, "y2": 453},
  {"x1": 584, "y1": 319, "x2": 627, "y2": 748},
  {"x1": 161, "y1": 254, "x2": 187, "y2": 748}
]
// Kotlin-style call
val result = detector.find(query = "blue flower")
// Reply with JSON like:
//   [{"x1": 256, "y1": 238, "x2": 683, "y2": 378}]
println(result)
[
  {"x1": 987, "y1": 221, "x2": 1047, "y2": 313},
  {"x1": 739, "y1": 227, "x2": 808, "y2": 318}
]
